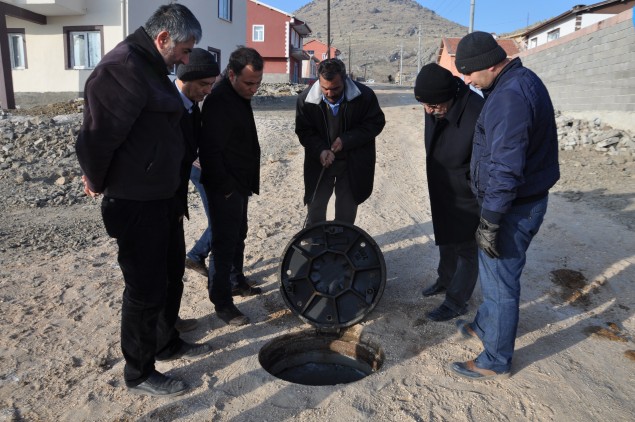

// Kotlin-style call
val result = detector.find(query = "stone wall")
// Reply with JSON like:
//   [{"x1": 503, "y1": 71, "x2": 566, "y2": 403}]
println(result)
[{"x1": 517, "y1": 8, "x2": 635, "y2": 131}]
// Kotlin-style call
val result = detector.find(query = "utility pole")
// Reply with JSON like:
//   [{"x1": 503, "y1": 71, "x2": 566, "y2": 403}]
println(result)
[
  {"x1": 327, "y1": 0, "x2": 331, "y2": 58},
  {"x1": 417, "y1": 24, "x2": 421, "y2": 71},
  {"x1": 348, "y1": 35, "x2": 352, "y2": 78},
  {"x1": 399, "y1": 43, "x2": 403, "y2": 86},
  {"x1": 469, "y1": 0, "x2": 475, "y2": 33}
]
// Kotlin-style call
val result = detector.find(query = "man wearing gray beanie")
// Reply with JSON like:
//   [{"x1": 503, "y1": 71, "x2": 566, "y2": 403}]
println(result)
[
  {"x1": 414, "y1": 63, "x2": 483, "y2": 323},
  {"x1": 449, "y1": 31, "x2": 560, "y2": 380}
]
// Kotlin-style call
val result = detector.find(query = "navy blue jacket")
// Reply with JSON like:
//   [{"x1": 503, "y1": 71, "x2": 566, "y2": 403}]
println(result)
[{"x1": 472, "y1": 58, "x2": 560, "y2": 223}]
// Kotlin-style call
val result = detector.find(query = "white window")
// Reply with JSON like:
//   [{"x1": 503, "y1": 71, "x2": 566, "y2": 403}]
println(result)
[
  {"x1": 65, "y1": 27, "x2": 102, "y2": 69},
  {"x1": 529, "y1": 37, "x2": 537, "y2": 48},
  {"x1": 219, "y1": 0, "x2": 232, "y2": 21},
  {"x1": 253, "y1": 25, "x2": 264, "y2": 42},
  {"x1": 307, "y1": 50, "x2": 314, "y2": 56},
  {"x1": 547, "y1": 28, "x2": 560, "y2": 42},
  {"x1": 322, "y1": 53, "x2": 327, "y2": 60},
  {"x1": 8, "y1": 32, "x2": 26, "y2": 69}
]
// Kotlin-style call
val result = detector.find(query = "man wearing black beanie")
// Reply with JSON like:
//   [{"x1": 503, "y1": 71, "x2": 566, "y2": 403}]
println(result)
[
  {"x1": 414, "y1": 63, "x2": 483, "y2": 323},
  {"x1": 173, "y1": 48, "x2": 220, "y2": 332},
  {"x1": 449, "y1": 31, "x2": 560, "y2": 380}
]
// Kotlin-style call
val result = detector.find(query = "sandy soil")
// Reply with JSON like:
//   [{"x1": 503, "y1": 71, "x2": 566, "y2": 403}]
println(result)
[{"x1": 1, "y1": 86, "x2": 634, "y2": 421}]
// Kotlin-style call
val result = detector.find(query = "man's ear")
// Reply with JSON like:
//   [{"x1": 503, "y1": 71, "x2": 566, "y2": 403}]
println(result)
[{"x1": 155, "y1": 30, "x2": 171, "y2": 50}]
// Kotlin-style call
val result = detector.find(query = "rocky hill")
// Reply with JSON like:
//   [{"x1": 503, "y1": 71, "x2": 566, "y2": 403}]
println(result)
[{"x1": 295, "y1": 0, "x2": 468, "y2": 83}]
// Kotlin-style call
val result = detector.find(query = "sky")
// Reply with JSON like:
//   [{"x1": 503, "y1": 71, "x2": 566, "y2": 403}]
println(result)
[{"x1": 260, "y1": 0, "x2": 587, "y2": 34}]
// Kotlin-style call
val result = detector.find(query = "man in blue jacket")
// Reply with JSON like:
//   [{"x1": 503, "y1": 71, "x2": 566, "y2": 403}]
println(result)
[{"x1": 449, "y1": 31, "x2": 560, "y2": 380}]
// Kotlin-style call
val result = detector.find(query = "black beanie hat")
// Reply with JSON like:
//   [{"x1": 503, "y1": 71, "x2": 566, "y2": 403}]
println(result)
[
  {"x1": 414, "y1": 63, "x2": 458, "y2": 104},
  {"x1": 176, "y1": 48, "x2": 220, "y2": 81},
  {"x1": 455, "y1": 31, "x2": 507, "y2": 74}
]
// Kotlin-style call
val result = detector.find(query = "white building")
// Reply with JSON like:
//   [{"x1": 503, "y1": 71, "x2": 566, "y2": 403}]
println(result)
[
  {"x1": 521, "y1": 0, "x2": 635, "y2": 49},
  {"x1": 1, "y1": 0, "x2": 246, "y2": 108}
]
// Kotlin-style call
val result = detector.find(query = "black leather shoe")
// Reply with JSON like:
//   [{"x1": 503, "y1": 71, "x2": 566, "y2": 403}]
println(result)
[
  {"x1": 185, "y1": 257, "x2": 208, "y2": 277},
  {"x1": 156, "y1": 342, "x2": 213, "y2": 362},
  {"x1": 216, "y1": 304, "x2": 250, "y2": 326},
  {"x1": 128, "y1": 371, "x2": 189, "y2": 397},
  {"x1": 174, "y1": 317, "x2": 198, "y2": 333},
  {"x1": 231, "y1": 283, "x2": 262, "y2": 297},
  {"x1": 426, "y1": 304, "x2": 467, "y2": 322},
  {"x1": 422, "y1": 282, "x2": 446, "y2": 297}
]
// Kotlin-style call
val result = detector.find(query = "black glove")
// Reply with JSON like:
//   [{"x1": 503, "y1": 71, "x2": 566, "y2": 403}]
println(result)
[{"x1": 476, "y1": 217, "x2": 500, "y2": 258}]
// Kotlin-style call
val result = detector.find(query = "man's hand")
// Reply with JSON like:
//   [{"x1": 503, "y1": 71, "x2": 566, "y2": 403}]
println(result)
[
  {"x1": 476, "y1": 217, "x2": 500, "y2": 258},
  {"x1": 330, "y1": 137, "x2": 343, "y2": 153},
  {"x1": 320, "y1": 150, "x2": 335, "y2": 167},
  {"x1": 81, "y1": 175, "x2": 100, "y2": 199}
]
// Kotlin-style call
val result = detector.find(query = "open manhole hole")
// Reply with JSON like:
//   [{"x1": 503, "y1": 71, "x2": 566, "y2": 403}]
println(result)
[
  {"x1": 260, "y1": 221, "x2": 386, "y2": 386},
  {"x1": 259, "y1": 331, "x2": 384, "y2": 386}
]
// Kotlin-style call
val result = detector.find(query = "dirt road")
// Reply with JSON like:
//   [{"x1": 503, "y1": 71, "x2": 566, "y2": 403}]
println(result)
[{"x1": 0, "y1": 86, "x2": 633, "y2": 421}]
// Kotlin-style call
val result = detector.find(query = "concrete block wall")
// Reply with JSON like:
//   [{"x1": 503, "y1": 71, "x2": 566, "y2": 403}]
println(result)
[{"x1": 517, "y1": 8, "x2": 635, "y2": 120}]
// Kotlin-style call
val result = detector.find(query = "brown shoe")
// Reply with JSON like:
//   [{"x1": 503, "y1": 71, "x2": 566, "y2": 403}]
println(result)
[
  {"x1": 448, "y1": 360, "x2": 510, "y2": 380},
  {"x1": 456, "y1": 319, "x2": 479, "y2": 341}
]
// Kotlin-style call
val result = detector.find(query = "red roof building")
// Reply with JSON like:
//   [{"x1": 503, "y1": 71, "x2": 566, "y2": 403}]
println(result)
[
  {"x1": 246, "y1": 0, "x2": 311, "y2": 83},
  {"x1": 302, "y1": 39, "x2": 341, "y2": 81},
  {"x1": 437, "y1": 37, "x2": 519, "y2": 76}
]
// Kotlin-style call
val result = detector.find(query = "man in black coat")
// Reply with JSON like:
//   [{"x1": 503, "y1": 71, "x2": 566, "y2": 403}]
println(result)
[
  {"x1": 295, "y1": 59, "x2": 385, "y2": 226},
  {"x1": 414, "y1": 63, "x2": 484, "y2": 322},
  {"x1": 75, "y1": 4, "x2": 211, "y2": 397},
  {"x1": 198, "y1": 47, "x2": 264, "y2": 326}
]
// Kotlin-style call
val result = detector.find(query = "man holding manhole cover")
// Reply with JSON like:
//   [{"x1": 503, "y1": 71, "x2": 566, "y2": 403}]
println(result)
[{"x1": 295, "y1": 58, "x2": 385, "y2": 226}]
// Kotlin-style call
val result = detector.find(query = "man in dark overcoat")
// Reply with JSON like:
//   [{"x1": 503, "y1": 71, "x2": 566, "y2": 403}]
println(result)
[
  {"x1": 198, "y1": 47, "x2": 264, "y2": 326},
  {"x1": 414, "y1": 63, "x2": 484, "y2": 322},
  {"x1": 295, "y1": 59, "x2": 385, "y2": 226}
]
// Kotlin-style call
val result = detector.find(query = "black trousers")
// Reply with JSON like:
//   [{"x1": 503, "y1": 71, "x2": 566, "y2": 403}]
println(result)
[
  {"x1": 101, "y1": 196, "x2": 185, "y2": 387},
  {"x1": 436, "y1": 239, "x2": 478, "y2": 313},
  {"x1": 206, "y1": 189, "x2": 248, "y2": 309},
  {"x1": 306, "y1": 159, "x2": 357, "y2": 226}
]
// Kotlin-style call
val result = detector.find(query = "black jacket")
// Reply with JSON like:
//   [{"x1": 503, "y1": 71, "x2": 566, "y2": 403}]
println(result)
[
  {"x1": 198, "y1": 77, "x2": 260, "y2": 196},
  {"x1": 177, "y1": 103, "x2": 201, "y2": 217},
  {"x1": 75, "y1": 27, "x2": 184, "y2": 200},
  {"x1": 295, "y1": 77, "x2": 385, "y2": 205},
  {"x1": 424, "y1": 79, "x2": 483, "y2": 245}
]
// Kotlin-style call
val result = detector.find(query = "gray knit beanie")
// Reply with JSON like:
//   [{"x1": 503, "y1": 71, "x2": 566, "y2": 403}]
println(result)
[
  {"x1": 455, "y1": 31, "x2": 507, "y2": 74},
  {"x1": 176, "y1": 48, "x2": 220, "y2": 81}
]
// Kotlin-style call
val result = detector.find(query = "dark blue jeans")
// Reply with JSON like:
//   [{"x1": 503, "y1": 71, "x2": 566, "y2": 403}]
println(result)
[
  {"x1": 187, "y1": 165, "x2": 212, "y2": 264},
  {"x1": 437, "y1": 239, "x2": 478, "y2": 313},
  {"x1": 101, "y1": 196, "x2": 185, "y2": 386},
  {"x1": 472, "y1": 196, "x2": 548, "y2": 373}
]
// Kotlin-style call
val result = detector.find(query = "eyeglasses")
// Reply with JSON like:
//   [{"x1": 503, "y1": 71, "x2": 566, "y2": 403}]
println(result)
[{"x1": 420, "y1": 102, "x2": 442, "y2": 110}]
